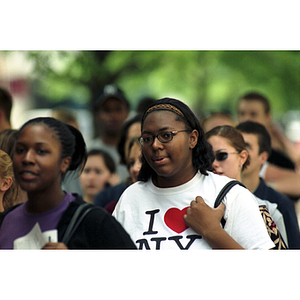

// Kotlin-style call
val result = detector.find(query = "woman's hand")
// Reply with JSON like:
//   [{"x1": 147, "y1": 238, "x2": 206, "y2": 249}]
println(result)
[
  {"x1": 42, "y1": 242, "x2": 68, "y2": 250},
  {"x1": 184, "y1": 196, "x2": 243, "y2": 249},
  {"x1": 184, "y1": 196, "x2": 225, "y2": 239}
]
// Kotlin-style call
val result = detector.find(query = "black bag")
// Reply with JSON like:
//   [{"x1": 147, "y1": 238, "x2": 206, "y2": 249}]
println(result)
[{"x1": 61, "y1": 203, "x2": 95, "y2": 246}]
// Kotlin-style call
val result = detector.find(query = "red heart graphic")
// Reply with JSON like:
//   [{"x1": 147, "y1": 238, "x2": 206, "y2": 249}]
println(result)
[{"x1": 164, "y1": 207, "x2": 189, "y2": 233}]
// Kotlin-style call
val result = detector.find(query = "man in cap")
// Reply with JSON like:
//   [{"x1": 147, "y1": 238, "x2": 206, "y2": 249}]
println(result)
[{"x1": 88, "y1": 84, "x2": 130, "y2": 181}]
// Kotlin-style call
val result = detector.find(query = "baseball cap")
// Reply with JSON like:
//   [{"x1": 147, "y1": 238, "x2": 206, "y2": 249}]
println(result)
[{"x1": 94, "y1": 84, "x2": 130, "y2": 110}]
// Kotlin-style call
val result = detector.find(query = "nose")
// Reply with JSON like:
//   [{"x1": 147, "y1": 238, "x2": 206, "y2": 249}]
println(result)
[
  {"x1": 23, "y1": 149, "x2": 35, "y2": 164},
  {"x1": 151, "y1": 136, "x2": 163, "y2": 149},
  {"x1": 212, "y1": 159, "x2": 219, "y2": 170}
]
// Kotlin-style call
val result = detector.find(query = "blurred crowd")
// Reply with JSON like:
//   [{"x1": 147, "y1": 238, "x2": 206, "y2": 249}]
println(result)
[{"x1": 0, "y1": 84, "x2": 299, "y2": 250}]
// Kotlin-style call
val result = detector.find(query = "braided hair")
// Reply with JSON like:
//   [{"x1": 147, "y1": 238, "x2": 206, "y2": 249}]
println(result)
[{"x1": 18, "y1": 117, "x2": 87, "y2": 181}]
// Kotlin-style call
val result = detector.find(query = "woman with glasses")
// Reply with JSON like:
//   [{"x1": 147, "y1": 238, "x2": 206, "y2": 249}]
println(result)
[
  {"x1": 113, "y1": 97, "x2": 274, "y2": 250},
  {"x1": 206, "y1": 125, "x2": 287, "y2": 249}
]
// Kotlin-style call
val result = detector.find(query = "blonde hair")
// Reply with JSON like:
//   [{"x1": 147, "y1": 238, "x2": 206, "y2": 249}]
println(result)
[{"x1": 0, "y1": 150, "x2": 18, "y2": 210}]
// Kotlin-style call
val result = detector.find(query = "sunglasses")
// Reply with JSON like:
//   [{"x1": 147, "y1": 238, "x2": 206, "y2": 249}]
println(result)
[{"x1": 215, "y1": 151, "x2": 239, "y2": 161}]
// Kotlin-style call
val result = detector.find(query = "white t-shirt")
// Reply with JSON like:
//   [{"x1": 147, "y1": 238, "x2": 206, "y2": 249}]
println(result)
[{"x1": 113, "y1": 171, "x2": 274, "y2": 250}]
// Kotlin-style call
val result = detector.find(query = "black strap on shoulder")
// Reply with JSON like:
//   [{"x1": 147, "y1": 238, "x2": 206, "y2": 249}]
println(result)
[
  {"x1": 214, "y1": 180, "x2": 246, "y2": 228},
  {"x1": 61, "y1": 203, "x2": 95, "y2": 246},
  {"x1": 214, "y1": 180, "x2": 246, "y2": 208}
]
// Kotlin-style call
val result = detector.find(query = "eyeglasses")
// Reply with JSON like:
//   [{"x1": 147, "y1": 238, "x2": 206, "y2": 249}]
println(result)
[
  {"x1": 139, "y1": 130, "x2": 190, "y2": 146},
  {"x1": 215, "y1": 151, "x2": 239, "y2": 161}
]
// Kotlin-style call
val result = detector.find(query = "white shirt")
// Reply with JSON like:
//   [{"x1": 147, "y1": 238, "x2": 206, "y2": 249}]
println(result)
[{"x1": 113, "y1": 172, "x2": 274, "y2": 250}]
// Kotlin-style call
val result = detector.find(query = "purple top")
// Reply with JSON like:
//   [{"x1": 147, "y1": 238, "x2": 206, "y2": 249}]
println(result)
[{"x1": 0, "y1": 192, "x2": 75, "y2": 249}]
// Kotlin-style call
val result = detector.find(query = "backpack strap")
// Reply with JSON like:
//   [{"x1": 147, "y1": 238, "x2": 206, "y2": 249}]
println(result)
[
  {"x1": 61, "y1": 203, "x2": 95, "y2": 246},
  {"x1": 214, "y1": 180, "x2": 246, "y2": 227}
]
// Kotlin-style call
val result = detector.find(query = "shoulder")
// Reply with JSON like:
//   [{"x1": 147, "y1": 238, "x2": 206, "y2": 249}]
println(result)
[
  {"x1": 94, "y1": 181, "x2": 128, "y2": 206},
  {"x1": 0, "y1": 203, "x2": 24, "y2": 227},
  {"x1": 256, "y1": 178, "x2": 293, "y2": 204}
]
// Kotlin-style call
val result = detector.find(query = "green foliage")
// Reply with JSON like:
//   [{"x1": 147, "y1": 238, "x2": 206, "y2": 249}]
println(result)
[{"x1": 20, "y1": 50, "x2": 300, "y2": 117}]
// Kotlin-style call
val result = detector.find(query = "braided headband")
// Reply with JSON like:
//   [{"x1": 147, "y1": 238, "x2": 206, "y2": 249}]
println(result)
[{"x1": 144, "y1": 104, "x2": 185, "y2": 118}]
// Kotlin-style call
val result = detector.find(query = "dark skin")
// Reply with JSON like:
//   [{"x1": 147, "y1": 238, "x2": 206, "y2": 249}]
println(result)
[
  {"x1": 13, "y1": 124, "x2": 72, "y2": 249},
  {"x1": 142, "y1": 111, "x2": 244, "y2": 249}
]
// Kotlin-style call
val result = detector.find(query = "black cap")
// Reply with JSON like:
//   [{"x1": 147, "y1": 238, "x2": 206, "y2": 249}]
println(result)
[{"x1": 94, "y1": 84, "x2": 130, "y2": 110}]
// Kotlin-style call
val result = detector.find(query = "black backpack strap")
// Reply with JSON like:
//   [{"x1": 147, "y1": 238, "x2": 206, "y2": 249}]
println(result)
[
  {"x1": 61, "y1": 202, "x2": 95, "y2": 246},
  {"x1": 214, "y1": 180, "x2": 246, "y2": 227}
]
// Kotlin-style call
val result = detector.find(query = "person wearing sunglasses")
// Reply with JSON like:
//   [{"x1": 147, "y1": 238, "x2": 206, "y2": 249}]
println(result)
[
  {"x1": 206, "y1": 125, "x2": 288, "y2": 249},
  {"x1": 113, "y1": 97, "x2": 274, "y2": 250},
  {"x1": 236, "y1": 121, "x2": 300, "y2": 249}
]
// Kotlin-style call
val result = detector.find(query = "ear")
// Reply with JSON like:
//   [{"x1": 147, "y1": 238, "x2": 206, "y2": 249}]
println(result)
[
  {"x1": 60, "y1": 157, "x2": 71, "y2": 174},
  {"x1": 265, "y1": 113, "x2": 272, "y2": 124},
  {"x1": 259, "y1": 151, "x2": 269, "y2": 165},
  {"x1": 239, "y1": 149, "x2": 248, "y2": 167},
  {"x1": 0, "y1": 177, "x2": 13, "y2": 192},
  {"x1": 189, "y1": 129, "x2": 199, "y2": 150},
  {"x1": 0, "y1": 109, "x2": 4, "y2": 122}
]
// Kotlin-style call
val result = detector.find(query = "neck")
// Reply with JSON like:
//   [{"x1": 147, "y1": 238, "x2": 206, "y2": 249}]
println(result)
[
  {"x1": 102, "y1": 134, "x2": 119, "y2": 147},
  {"x1": 84, "y1": 194, "x2": 94, "y2": 204},
  {"x1": 0, "y1": 195, "x2": 4, "y2": 213},
  {"x1": 0, "y1": 121, "x2": 11, "y2": 132},
  {"x1": 241, "y1": 173, "x2": 260, "y2": 193},
  {"x1": 153, "y1": 168, "x2": 197, "y2": 188},
  {"x1": 26, "y1": 188, "x2": 66, "y2": 214}
]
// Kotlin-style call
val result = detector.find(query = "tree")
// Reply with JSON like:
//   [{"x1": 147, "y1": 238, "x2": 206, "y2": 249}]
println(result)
[{"x1": 19, "y1": 50, "x2": 300, "y2": 118}]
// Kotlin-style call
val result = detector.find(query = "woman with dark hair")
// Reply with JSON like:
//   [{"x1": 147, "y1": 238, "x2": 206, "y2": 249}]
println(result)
[
  {"x1": 206, "y1": 125, "x2": 287, "y2": 249},
  {"x1": 80, "y1": 149, "x2": 119, "y2": 204},
  {"x1": 94, "y1": 114, "x2": 142, "y2": 208},
  {"x1": 104, "y1": 137, "x2": 142, "y2": 214},
  {"x1": 113, "y1": 98, "x2": 274, "y2": 250},
  {"x1": 0, "y1": 117, "x2": 135, "y2": 249}
]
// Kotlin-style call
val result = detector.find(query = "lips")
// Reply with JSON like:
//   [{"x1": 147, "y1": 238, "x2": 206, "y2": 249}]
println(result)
[
  {"x1": 213, "y1": 170, "x2": 223, "y2": 175},
  {"x1": 152, "y1": 156, "x2": 167, "y2": 164},
  {"x1": 19, "y1": 170, "x2": 38, "y2": 180}
]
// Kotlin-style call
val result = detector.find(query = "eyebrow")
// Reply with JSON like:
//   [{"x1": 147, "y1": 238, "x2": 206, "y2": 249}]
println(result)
[
  {"x1": 142, "y1": 126, "x2": 172, "y2": 134},
  {"x1": 16, "y1": 141, "x2": 50, "y2": 147}
]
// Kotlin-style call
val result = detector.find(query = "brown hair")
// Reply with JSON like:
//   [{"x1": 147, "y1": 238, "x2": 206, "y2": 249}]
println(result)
[{"x1": 206, "y1": 125, "x2": 250, "y2": 171}]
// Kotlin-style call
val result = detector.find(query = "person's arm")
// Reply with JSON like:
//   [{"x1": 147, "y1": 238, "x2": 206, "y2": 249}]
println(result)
[
  {"x1": 268, "y1": 122, "x2": 300, "y2": 170},
  {"x1": 265, "y1": 164, "x2": 300, "y2": 198},
  {"x1": 183, "y1": 196, "x2": 244, "y2": 249}
]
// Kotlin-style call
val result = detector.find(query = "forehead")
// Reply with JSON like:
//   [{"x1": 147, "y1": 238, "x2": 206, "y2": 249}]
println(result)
[
  {"x1": 100, "y1": 98, "x2": 127, "y2": 109},
  {"x1": 85, "y1": 154, "x2": 105, "y2": 165},
  {"x1": 19, "y1": 124, "x2": 58, "y2": 142},
  {"x1": 127, "y1": 122, "x2": 141, "y2": 139},
  {"x1": 238, "y1": 99, "x2": 266, "y2": 114},
  {"x1": 241, "y1": 132, "x2": 259, "y2": 145},
  {"x1": 142, "y1": 110, "x2": 183, "y2": 131},
  {"x1": 207, "y1": 135, "x2": 234, "y2": 150}
]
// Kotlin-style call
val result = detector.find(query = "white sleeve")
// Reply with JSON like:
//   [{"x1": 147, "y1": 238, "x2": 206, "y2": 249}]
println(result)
[{"x1": 223, "y1": 186, "x2": 275, "y2": 250}]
